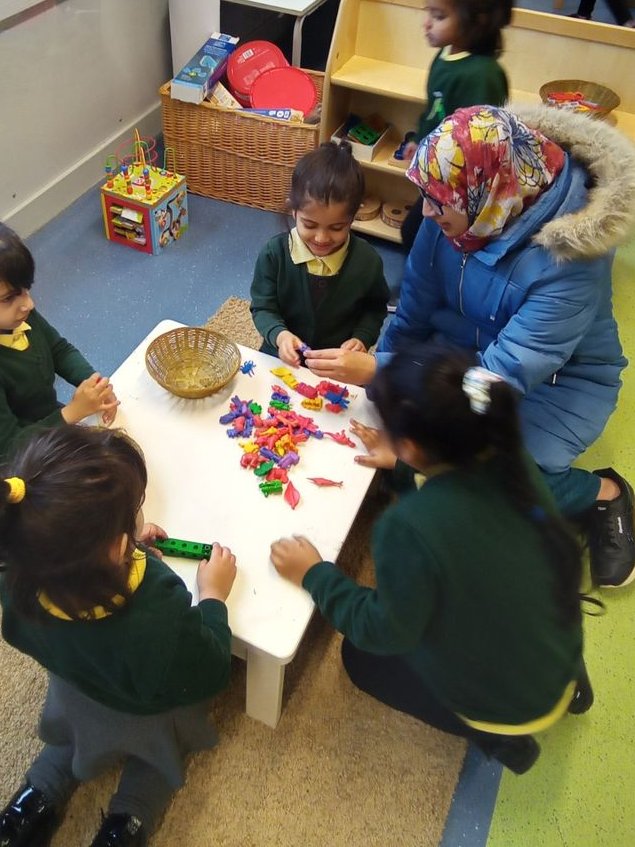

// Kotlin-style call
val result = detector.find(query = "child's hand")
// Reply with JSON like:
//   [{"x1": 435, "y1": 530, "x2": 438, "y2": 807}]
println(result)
[
  {"x1": 350, "y1": 419, "x2": 397, "y2": 470},
  {"x1": 197, "y1": 543, "x2": 237, "y2": 603},
  {"x1": 270, "y1": 536, "x2": 322, "y2": 586},
  {"x1": 276, "y1": 330, "x2": 304, "y2": 368},
  {"x1": 340, "y1": 338, "x2": 367, "y2": 353},
  {"x1": 63, "y1": 373, "x2": 118, "y2": 423},
  {"x1": 101, "y1": 385, "x2": 120, "y2": 426},
  {"x1": 137, "y1": 522, "x2": 168, "y2": 558}
]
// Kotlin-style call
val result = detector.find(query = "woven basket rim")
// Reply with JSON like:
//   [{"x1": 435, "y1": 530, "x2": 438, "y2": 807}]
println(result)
[
  {"x1": 539, "y1": 79, "x2": 620, "y2": 111},
  {"x1": 160, "y1": 70, "x2": 324, "y2": 129},
  {"x1": 145, "y1": 326, "x2": 241, "y2": 398}
]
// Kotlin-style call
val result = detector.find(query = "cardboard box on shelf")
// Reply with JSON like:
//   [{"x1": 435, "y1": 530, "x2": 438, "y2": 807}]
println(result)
[{"x1": 331, "y1": 120, "x2": 390, "y2": 163}]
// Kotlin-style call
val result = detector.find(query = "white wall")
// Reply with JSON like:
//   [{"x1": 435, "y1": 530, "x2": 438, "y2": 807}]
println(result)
[{"x1": 0, "y1": 0, "x2": 172, "y2": 236}]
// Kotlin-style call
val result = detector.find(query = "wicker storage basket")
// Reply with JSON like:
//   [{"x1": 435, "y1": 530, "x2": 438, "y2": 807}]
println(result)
[
  {"x1": 145, "y1": 327, "x2": 241, "y2": 399},
  {"x1": 539, "y1": 79, "x2": 620, "y2": 119},
  {"x1": 160, "y1": 71, "x2": 323, "y2": 212}
]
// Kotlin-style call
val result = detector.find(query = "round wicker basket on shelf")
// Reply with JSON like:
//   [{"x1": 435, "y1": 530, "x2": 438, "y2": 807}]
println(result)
[
  {"x1": 539, "y1": 80, "x2": 620, "y2": 119},
  {"x1": 145, "y1": 327, "x2": 241, "y2": 399}
]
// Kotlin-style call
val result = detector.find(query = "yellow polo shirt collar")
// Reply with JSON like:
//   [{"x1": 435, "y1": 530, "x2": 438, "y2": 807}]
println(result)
[
  {"x1": 0, "y1": 321, "x2": 31, "y2": 351},
  {"x1": 38, "y1": 548, "x2": 147, "y2": 621},
  {"x1": 289, "y1": 227, "x2": 349, "y2": 276}
]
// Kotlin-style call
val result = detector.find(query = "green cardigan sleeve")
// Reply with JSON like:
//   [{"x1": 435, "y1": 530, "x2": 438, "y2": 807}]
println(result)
[
  {"x1": 36, "y1": 311, "x2": 95, "y2": 385},
  {"x1": 302, "y1": 506, "x2": 438, "y2": 654},
  {"x1": 159, "y1": 598, "x2": 233, "y2": 706},
  {"x1": 250, "y1": 241, "x2": 290, "y2": 349}
]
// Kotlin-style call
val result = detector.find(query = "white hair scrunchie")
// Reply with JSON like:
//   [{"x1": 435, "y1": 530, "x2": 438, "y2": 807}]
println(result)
[{"x1": 462, "y1": 367, "x2": 504, "y2": 415}]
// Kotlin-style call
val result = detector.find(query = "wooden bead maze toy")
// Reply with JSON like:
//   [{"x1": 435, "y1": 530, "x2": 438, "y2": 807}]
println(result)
[{"x1": 100, "y1": 130, "x2": 188, "y2": 254}]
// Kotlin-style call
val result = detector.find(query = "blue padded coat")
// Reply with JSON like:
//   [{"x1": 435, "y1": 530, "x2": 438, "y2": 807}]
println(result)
[{"x1": 379, "y1": 135, "x2": 630, "y2": 474}]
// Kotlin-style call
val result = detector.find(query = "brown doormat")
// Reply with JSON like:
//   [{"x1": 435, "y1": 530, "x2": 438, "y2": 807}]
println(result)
[{"x1": 0, "y1": 300, "x2": 465, "y2": 847}]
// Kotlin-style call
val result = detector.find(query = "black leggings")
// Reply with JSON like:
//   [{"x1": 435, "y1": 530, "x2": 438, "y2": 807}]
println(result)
[
  {"x1": 341, "y1": 638, "x2": 525, "y2": 755},
  {"x1": 575, "y1": 0, "x2": 632, "y2": 24}
]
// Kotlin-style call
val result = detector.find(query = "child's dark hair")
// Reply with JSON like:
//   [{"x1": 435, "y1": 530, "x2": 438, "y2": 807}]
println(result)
[
  {"x1": 453, "y1": 0, "x2": 513, "y2": 57},
  {"x1": 371, "y1": 345, "x2": 583, "y2": 627},
  {"x1": 0, "y1": 222, "x2": 35, "y2": 292},
  {"x1": 289, "y1": 141, "x2": 365, "y2": 217},
  {"x1": 0, "y1": 426, "x2": 148, "y2": 620}
]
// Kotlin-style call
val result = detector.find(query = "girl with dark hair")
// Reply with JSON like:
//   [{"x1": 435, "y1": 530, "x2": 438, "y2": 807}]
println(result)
[
  {"x1": 0, "y1": 426, "x2": 237, "y2": 847},
  {"x1": 250, "y1": 141, "x2": 389, "y2": 367},
  {"x1": 271, "y1": 346, "x2": 591, "y2": 775},
  {"x1": 0, "y1": 222, "x2": 119, "y2": 461},
  {"x1": 399, "y1": 0, "x2": 512, "y2": 252}
]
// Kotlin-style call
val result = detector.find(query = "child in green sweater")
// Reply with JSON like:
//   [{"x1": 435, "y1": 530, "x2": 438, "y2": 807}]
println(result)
[
  {"x1": 271, "y1": 346, "x2": 593, "y2": 774},
  {"x1": 400, "y1": 0, "x2": 511, "y2": 252},
  {"x1": 0, "y1": 223, "x2": 118, "y2": 460},
  {"x1": 250, "y1": 142, "x2": 389, "y2": 367},
  {"x1": 0, "y1": 425, "x2": 237, "y2": 846}
]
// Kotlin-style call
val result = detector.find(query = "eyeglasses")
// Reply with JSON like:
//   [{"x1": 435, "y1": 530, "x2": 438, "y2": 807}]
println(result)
[{"x1": 418, "y1": 188, "x2": 444, "y2": 216}]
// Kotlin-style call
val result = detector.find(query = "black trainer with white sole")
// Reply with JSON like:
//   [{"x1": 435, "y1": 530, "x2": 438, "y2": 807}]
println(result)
[{"x1": 588, "y1": 467, "x2": 635, "y2": 588}]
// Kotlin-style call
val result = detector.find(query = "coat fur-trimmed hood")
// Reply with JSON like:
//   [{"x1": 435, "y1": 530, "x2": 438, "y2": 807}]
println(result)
[{"x1": 512, "y1": 104, "x2": 635, "y2": 261}]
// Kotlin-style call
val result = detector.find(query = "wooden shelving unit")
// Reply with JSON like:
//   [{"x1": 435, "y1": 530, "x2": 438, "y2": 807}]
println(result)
[{"x1": 320, "y1": 1, "x2": 635, "y2": 242}]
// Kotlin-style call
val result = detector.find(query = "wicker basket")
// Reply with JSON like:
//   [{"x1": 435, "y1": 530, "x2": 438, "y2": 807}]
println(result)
[
  {"x1": 145, "y1": 327, "x2": 241, "y2": 399},
  {"x1": 160, "y1": 71, "x2": 323, "y2": 212},
  {"x1": 539, "y1": 79, "x2": 620, "y2": 119}
]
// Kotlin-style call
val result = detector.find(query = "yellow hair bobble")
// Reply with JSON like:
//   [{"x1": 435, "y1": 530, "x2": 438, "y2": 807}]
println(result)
[{"x1": 5, "y1": 477, "x2": 26, "y2": 504}]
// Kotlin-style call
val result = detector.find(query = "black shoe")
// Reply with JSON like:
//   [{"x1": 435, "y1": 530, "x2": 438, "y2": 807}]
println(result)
[
  {"x1": 588, "y1": 468, "x2": 635, "y2": 588},
  {"x1": 0, "y1": 783, "x2": 58, "y2": 847},
  {"x1": 90, "y1": 813, "x2": 147, "y2": 847},
  {"x1": 568, "y1": 664, "x2": 594, "y2": 715},
  {"x1": 481, "y1": 734, "x2": 540, "y2": 774},
  {"x1": 568, "y1": 12, "x2": 592, "y2": 18}
]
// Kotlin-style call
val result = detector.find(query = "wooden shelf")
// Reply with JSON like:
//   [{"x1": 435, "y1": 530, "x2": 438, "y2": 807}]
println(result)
[
  {"x1": 352, "y1": 216, "x2": 403, "y2": 243},
  {"x1": 357, "y1": 131, "x2": 412, "y2": 175},
  {"x1": 331, "y1": 56, "x2": 426, "y2": 103}
]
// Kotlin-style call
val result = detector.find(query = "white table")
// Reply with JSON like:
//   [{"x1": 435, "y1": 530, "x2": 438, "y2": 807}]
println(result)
[
  {"x1": 111, "y1": 320, "x2": 378, "y2": 727},
  {"x1": 224, "y1": 0, "x2": 330, "y2": 66}
]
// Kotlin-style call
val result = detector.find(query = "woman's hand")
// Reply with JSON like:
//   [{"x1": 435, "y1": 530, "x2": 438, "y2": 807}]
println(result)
[
  {"x1": 304, "y1": 348, "x2": 377, "y2": 385},
  {"x1": 270, "y1": 536, "x2": 322, "y2": 586},
  {"x1": 197, "y1": 543, "x2": 237, "y2": 602},
  {"x1": 276, "y1": 330, "x2": 304, "y2": 368},
  {"x1": 350, "y1": 419, "x2": 397, "y2": 470},
  {"x1": 340, "y1": 338, "x2": 367, "y2": 353}
]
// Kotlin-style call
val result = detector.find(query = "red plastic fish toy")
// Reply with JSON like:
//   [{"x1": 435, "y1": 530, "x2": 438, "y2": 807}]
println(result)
[{"x1": 308, "y1": 478, "x2": 343, "y2": 487}]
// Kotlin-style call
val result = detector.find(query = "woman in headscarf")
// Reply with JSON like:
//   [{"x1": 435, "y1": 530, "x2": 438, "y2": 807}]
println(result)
[{"x1": 304, "y1": 104, "x2": 635, "y2": 589}]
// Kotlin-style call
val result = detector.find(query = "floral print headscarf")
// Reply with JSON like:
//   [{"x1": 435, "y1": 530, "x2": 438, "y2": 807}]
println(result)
[{"x1": 406, "y1": 106, "x2": 566, "y2": 252}]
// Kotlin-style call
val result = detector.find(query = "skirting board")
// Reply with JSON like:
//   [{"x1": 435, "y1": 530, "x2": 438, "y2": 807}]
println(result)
[{"x1": 5, "y1": 104, "x2": 163, "y2": 238}]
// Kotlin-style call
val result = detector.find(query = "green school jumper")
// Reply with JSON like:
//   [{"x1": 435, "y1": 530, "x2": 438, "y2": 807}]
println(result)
[
  {"x1": 418, "y1": 50, "x2": 509, "y2": 139},
  {"x1": 303, "y1": 457, "x2": 582, "y2": 726},
  {"x1": 250, "y1": 233, "x2": 389, "y2": 354},
  {"x1": 0, "y1": 552, "x2": 232, "y2": 714},
  {"x1": 0, "y1": 309, "x2": 94, "y2": 460}
]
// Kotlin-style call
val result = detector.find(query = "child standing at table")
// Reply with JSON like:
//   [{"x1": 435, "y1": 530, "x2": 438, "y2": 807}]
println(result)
[
  {"x1": 400, "y1": 0, "x2": 512, "y2": 252},
  {"x1": 0, "y1": 425, "x2": 237, "y2": 846},
  {"x1": 250, "y1": 142, "x2": 390, "y2": 368},
  {"x1": 272, "y1": 346, "x2": 592, "y2": 774},
  {"x1": 0, "y1": 223, "x2": 118, "y2": 461}
]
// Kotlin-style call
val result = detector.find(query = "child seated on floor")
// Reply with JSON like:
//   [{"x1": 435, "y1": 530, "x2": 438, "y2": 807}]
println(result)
[
  {"x1": 250, "y1": 142, "x2": 390, "y2": 368},
  {"x1": 0, "y1": 223, "x2": 118, "y2": 460},
  {"x1": 0, "y1": 425, "x2": 237, "y2": 846}
]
